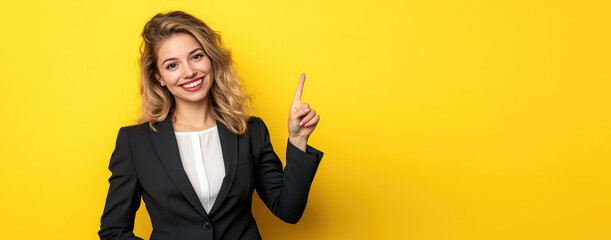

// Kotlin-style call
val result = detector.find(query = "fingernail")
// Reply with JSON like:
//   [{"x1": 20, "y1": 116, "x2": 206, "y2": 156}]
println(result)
[
  {"x1": 305, "y1": 108, "x2": 310, "y2": 112},
  {"x1": 299, "y1": 121, "x2": 304, "y2": 126}
]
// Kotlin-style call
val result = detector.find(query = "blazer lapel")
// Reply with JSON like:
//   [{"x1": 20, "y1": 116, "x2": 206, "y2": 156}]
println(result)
[
  {"x1": 208, "y1": 119, "x2": 239, "y2": 215},
  {"x1": 148, "y1": 117, "x2": 209, "y2": 219}
]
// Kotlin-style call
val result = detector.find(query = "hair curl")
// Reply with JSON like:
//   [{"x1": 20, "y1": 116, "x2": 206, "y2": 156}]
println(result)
[{"x1": 137, "y1": 10, "x2": 252, "y2": 134}]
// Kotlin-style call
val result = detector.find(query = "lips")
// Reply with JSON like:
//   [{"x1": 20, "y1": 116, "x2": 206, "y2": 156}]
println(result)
[
  {"x1": 180, "y1": 77, "x2": 203, "y2": 87},
  {"x1": 179, "y1": 77, "x2": 204, "y2": 92}
]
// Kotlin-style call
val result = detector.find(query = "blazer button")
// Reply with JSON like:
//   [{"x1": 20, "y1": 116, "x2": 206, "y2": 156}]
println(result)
[{"x1": 203, "y1": 221, "x2": 211, "y2": 230}]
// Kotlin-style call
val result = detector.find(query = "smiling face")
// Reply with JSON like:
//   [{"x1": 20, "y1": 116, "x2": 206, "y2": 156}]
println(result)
[{"x1": 155, "y1": 32, "x2": 213, "y2": 106}]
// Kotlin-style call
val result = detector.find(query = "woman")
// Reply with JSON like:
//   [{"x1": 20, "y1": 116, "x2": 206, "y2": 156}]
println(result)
[{"x1": 99, "y1": 11, "x2": 323, "y2": 240}]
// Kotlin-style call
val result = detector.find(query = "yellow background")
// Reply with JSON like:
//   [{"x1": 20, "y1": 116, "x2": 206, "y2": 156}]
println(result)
[{"x1": 1, "y1": 0, "x2": 610, "y2": 239}]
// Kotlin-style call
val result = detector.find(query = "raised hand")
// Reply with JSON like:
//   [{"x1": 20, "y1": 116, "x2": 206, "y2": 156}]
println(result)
[{"x1": 288, "y1": 72, "x2": 320, "y2": 152}]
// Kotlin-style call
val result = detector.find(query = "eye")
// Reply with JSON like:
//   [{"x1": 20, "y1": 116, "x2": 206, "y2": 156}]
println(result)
[
  {"x1": 166, "y1": 63, "x2": 177, "y2": 70},
  {"x1": 193, "y1": 54, "x2": 204, "y2": 60}
]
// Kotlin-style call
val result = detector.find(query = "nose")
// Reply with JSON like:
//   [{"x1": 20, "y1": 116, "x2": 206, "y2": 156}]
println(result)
[{"x1": 182, "y1": 62, "x2": 197, "y2": 79}]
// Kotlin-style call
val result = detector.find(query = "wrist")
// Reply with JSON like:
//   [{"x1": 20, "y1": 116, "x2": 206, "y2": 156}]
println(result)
[{"x1": 288, "y1": 136, "x2": 308, "y2": 152}]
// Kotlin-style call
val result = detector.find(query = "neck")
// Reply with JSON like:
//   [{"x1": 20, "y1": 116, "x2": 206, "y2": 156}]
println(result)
[{"x1": 172, "y1": 96, "x2": 216, "y2": 129}]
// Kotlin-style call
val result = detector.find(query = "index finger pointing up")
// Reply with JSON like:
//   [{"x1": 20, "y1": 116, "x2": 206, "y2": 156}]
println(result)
[{"x1": 293, "y1": 72, "x2": 306, "y2": 103}]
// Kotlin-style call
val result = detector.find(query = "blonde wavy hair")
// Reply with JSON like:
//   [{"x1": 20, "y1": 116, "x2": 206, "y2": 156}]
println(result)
[{"x1": 137, "y1": 11, "x2": 252, "y2": 134}]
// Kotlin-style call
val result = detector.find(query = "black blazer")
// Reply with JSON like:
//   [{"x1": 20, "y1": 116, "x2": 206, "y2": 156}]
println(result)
[{"x1": 99, "y1": 116, "x2": 324, "y2": 240}]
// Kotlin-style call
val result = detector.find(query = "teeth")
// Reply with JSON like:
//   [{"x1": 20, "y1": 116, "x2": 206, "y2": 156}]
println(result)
[{"x1": 182, "y1": 79, "x2": 202, "y2": 88}]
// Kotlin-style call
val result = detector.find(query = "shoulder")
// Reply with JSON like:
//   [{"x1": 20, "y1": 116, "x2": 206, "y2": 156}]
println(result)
[
  {"x1": 246, "y1": 115, "x2": 262, "y2": 128},
  {"x1": 121, "y1": 122, "x2": 153, "y2": 133},
  {"x1": 244, "y1": 115, "x2": 268, "y2": 138},
  {"x1": 245, "y1": 115, "x2": 272, "y2": 131},
  {"x1": 114, "y1": 122, "x2": 156, "y2": 141}
]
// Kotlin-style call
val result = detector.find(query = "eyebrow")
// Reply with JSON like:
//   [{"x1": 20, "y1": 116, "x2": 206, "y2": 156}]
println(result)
[{"x1": 160, "y1": 48, "x2": 204, "y2": 66}]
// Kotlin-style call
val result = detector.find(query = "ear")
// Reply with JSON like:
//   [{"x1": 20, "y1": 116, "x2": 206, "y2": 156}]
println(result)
[{"x1": 155, "y1": 72, "x2": 166, "y2": 86}]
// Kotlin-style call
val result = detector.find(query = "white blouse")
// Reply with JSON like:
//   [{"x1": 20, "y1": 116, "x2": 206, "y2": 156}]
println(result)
[{"x1": 174, "y1": 126, "x2": 226, "y2": 213}]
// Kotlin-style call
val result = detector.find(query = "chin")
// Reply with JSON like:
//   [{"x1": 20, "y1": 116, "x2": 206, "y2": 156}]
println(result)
[{"x1": 191, "y1": 92, "x2": 210, "y2": 103}]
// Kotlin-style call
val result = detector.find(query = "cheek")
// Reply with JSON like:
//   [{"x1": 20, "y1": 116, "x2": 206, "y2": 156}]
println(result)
[
  {"x1": 199, "y1": 58, "x2": 213, "y2": 72},
  {"x1": 161, "y1": 71, "x2": 182, "y2": 84}
]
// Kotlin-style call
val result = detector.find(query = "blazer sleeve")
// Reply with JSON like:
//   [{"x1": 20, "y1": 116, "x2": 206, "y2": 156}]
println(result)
[
  {"x1": 98, "y1": 127, "x2": 144, "y2": 240},
  {"x1": 254, "y1": 117, "x2": 324, "y2": 224}
]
